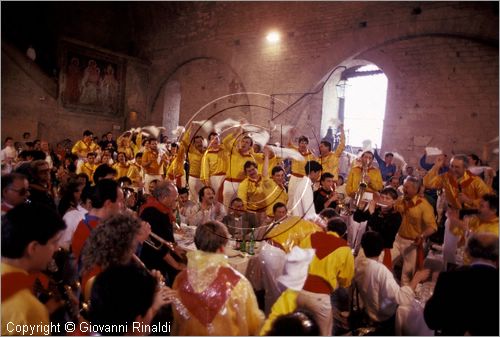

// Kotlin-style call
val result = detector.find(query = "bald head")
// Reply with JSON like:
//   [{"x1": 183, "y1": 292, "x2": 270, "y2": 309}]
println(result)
[{"x1": 466, "y1": 233, "x2": 499, "y2": 263}]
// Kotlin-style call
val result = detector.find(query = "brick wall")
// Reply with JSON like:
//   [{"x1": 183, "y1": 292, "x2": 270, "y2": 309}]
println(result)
[
  {"x1": 1, "y1": 2, "x2": 498, "y2": 167},
  {"x1": 144, "y1": 2, "x2": 498, "y2": 165}
]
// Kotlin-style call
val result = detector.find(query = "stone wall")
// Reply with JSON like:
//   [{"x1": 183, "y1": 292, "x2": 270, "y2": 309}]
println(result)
[
  {"x1": 1, "y1": 2, "x2": 498, "y2": 167},
  {"x1": 144, "y1": 2, "x2": 498, "y2": 165}
]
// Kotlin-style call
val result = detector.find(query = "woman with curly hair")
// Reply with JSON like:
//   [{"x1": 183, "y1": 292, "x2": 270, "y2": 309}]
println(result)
[{"x1": 80, "y1": 212, "x2": 149, "y2": 301}]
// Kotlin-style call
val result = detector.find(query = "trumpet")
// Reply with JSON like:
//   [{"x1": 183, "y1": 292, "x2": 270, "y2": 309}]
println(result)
[
  {"x1": 350, "y1": 162, "x2": 369, "y2": 212},
  {"x1": 144, "y1": 232, "x2": 188, "y2": 264},
  {"x1": 144, "y1": 232, "x2": 176, "y2": 251}
]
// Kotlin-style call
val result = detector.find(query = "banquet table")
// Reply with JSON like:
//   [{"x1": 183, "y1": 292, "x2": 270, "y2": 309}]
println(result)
[{"x1": 174, "y1": 224, "x2": 262, "y2": 276}]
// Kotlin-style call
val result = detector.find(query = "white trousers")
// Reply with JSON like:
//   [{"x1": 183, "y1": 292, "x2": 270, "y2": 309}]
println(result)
[
  {"x1": 287, "y1": 175, "x2": 303, "y2": 210},
  {"x1": 297, "y1": 289, "x2": 333, "y2": 336},
  {"x1": 391, "y1": 234, "x2": 417, "y2": 286},
  {"x1": 442, "y1": 218, "x2": 459, "y2": 268},
  {"x1": 187, "y1": 176, "x2": 204, "y2": 203},
  {"x1": 223, "y1": 180, "x2": 241, "y2": 208},
  {"x1": 209, "y1": 175, "x2": 225, "y2": 200},
  {"x1": 348, "y1": 215, "x2": 367, "y2": 256}
]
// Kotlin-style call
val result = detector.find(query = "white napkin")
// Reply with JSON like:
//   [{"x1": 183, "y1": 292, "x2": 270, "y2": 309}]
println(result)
[
  {"x1": 277, "y1": 246, "x2": 315, "y2": 291},
  {"x1": 425, "y1": 147, "x2": 443, "y2": 156}
]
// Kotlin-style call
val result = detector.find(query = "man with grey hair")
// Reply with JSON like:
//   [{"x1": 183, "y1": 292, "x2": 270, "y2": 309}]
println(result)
[
  {"x1": 424, "y1": 232, "x2": 499, "y2": 336},
  {"x1": 139, "y1": 181, "x2": 185, "y2": 286},
  {"x1": 390, "y1": 176, "x2": 437, "y2": 286},
  {"x1": 423, "y1": 154, "x2": 491, "y2": 269}
]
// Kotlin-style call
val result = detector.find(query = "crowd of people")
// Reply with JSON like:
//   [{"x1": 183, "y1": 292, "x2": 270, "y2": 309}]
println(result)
[{"x1": 1, "y1": 122, "x2": 498, "y2": 336}]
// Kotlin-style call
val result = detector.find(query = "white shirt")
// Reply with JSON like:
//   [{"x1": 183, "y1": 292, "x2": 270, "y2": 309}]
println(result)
[
  {"x1": 1, "y1": 146, "x2": 17, "y2": 162},
  {"x1": 59, "y1": 205, "x2": 88, "y2": 249},
  {"x1": 289, "y1": 176, "x2": 316, "y2": 219},
  {"x1": 354, "y1": 256, "x2": 415, "y2": 322},
  {"x1": 186, "y1": 201, "x2": 227, "y2": 226}
]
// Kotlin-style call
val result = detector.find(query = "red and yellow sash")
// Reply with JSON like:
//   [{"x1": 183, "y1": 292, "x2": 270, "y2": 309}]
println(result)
[{"x1": 177, "y1": 267, "x2": 240, "y2": 325}]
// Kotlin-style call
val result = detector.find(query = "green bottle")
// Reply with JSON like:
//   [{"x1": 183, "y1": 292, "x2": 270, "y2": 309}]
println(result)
[
  {"x1": 240, "y1": 235, "x2": 247, "y2": 253},
  {"x1": 248, "y1": 227, "x2": 255, "y2": 255}
]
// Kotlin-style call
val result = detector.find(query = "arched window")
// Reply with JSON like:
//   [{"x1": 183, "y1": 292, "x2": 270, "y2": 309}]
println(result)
[
  {"x1": 322, "y1": 63, "x2": 388, "y2": 150},
  {"x1": 343, "y1": 64, "x2": 388, "y2": 148}
]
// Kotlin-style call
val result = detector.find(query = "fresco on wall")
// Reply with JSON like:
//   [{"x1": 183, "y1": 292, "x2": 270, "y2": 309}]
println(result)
[{"x1": 58, "y1": 40, "x2": 126, "y2": 116}]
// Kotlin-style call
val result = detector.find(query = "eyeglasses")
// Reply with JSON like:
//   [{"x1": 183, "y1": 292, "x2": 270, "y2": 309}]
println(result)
[{"x1": 8, "y1": 187, "x2": 29, "y2": 196}]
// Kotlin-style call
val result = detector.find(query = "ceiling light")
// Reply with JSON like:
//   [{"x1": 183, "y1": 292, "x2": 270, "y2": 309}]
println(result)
[{"x1": 266, "y1": 31, "x2": 280, "y2": 43}]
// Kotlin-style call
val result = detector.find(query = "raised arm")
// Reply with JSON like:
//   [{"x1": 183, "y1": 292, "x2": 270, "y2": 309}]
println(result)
[
  {"x1": 333, "y1": 125, "x2": 345, "y2": 157},
  {"x1": 423, "y1": 155, "x2": 445, "y2": 189}
]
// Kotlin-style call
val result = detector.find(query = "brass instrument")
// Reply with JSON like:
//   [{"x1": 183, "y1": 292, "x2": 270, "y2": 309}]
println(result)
[
  {"x1": 144, "y1": 232, "x2": 188, "y2": 264},
  {"x1": 144, "y1": 232, "x2": 176, "y2": 251},
  {"x1": 335, "y1": 192, "x2": 350, "y2": 216},
  {"x1": 350, "y1": 161, "x2": 369, "y2": 212},
  {"x1": 34, "y1": 248, "x2": 82, "y2": 323}
]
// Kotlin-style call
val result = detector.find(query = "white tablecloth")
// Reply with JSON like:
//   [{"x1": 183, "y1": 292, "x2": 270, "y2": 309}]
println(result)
[
  {"x1": 174, "y1": 228, "x2": 261, "y2": 276},
  {"x1": 395, "y1": 281, "x2": 435, "y2": 336}
]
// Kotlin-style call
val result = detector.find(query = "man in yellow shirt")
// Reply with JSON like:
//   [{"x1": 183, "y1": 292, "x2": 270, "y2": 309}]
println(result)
[
  {"x1": 112, "y1": 151, "x2": 130, "y2": 180},
  {"x1": 222, "y1": 128, "x2": 262, "y2": 207},
  {"x1": 447, "y1": 193, "x2": 498, "y2": 244},
  {"x1": 166, "y1": 141, "x2": 186, "y2": 189},
  {"x1": 76, "y1": 152, "x2": 98, "y2": 184},
  {"x1": 298, "y1": 217, "x2": 355, "y2": 336},
  {"x1": 318, "y1": 124, "x2": 346, "y2": 181},
  {"x1": 287, "y1": 132, "x2": 317, "y2": 210},
  {"x1": 200, "y1": 132, "x2": 226, "y2": 198},
  {"x1": 2, "y1": 203, "x2": 66, "y2": 335},
  {"x1": 237, "y1": 161, "x2": 268, "y2": 224},
  {"x1": 262, "y1": 147, "x2": 288, "y2": 221},
  {"x1": 127, "y1": 152, "x2": 145, "y2": 191},
  {"x1": 71, "y1": 129, "x2": 101, "y2": 160},
  {"x1": 345, "y1": 150, "x2": 384, "y2": 253},
  {"x1": 423, "y1": 154, "x2": 491, "y2": 267},
  {"x1": 71, "y1": 129, "x2": 101, "y2": 173},
  {"x1": 180, "y1": 126, "x2": 205, "y2": 202},
  {"x1": 345, "y1": 150, "x2": 384, "y2": 198},
  {"x1": 391, "y1": 176, "x2": 437, "y2": 286},
  {"x1": 141, "y1": 138, "x2": 168, "y2": 193}
]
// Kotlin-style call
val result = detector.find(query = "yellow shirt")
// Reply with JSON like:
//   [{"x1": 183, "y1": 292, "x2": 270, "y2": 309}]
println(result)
[
  {"x1": 263, "y1": 179, "x2": 288, "y2": 217},
  {"x1": 452, "y1": 216, "x2": 499, "y2": 237},
  {"x1": 254, "y1": 154, "x2": 280, "y2": 177},
  {"x1": 127, "y1": 162, "x2": 144, "y2": 188},
  {"x1": 200, "y1": 147, "x2": 227, "y2": 184},
  {"x1": 265, "y1": 216, "x2": 322, "y2": 253},
  {"x1": 113, "y1": 162, "x2": 130, "y2": 179},
  {"x1": 299, "y1": 231, "x2": 355, "y2": 290},
  {"x1": 394, "y1": 195, "x2": 437, "y2": 239},
  {"x1": 345, "y1": 165, "x2": 384, "y2": 197},
  {"x1": 318, "y1": 130, "x2": 345, "y2": 180},
  {"x1": 77, "y1": 162, "x2": 98, "y2": 184},
  {"x1": 423, "y1": 169, "x2": 491, "y2": 209},
  {"x1": 237, "y1": 176, "x2": 269, "y2": 213},
  {"x1": 1, "y1": 263, "x2": 50, "y2": 336},
  {"x1": 180, "y1": 129, "x2": 204, "y2": 178},
  {"x1": 289, "y1": 145, "x2": 317, "y2": 177},
  {"x1": 259, "y1": 289, "x2": 298, "y2": 335},
  {"x1": 71, "y1": 140, "x2": 100, "y2": 159},
  {"x1": 166, "y1": 146, "x2": 186, "y2": 181},
  {"x1": 116, "y1": 134, "x2": 140, "y2": 160},
  {"x1": 142, "y1": 148, "x2": 164, "y2": 175},
  {"x1": 222, "y1": 133, "x2": 260, "y2": 181}
]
